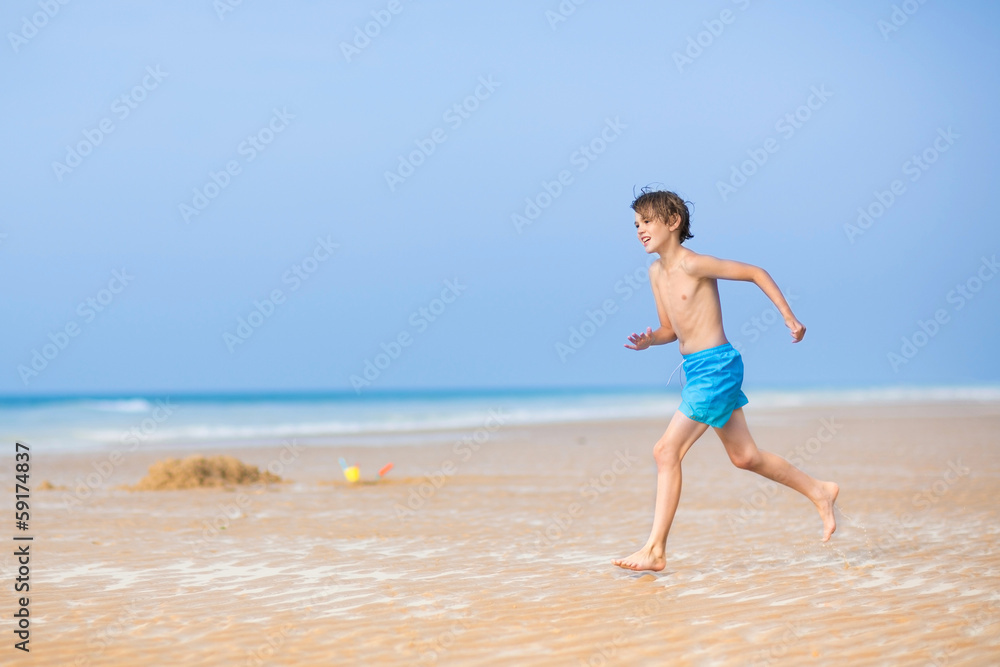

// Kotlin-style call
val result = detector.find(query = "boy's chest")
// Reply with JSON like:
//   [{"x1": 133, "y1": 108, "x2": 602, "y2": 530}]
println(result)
[{"x1": 655, "y1": 269, "x2": 699, "y2": 309}]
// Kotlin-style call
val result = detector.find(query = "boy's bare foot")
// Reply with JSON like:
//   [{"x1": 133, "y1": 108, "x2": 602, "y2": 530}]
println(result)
[
  {"x1": 612, "y1": 544, "x2": 666, "y2": 572},
  {"x1": 814, "y1": 481, "x2": 839, "y2": 542}
]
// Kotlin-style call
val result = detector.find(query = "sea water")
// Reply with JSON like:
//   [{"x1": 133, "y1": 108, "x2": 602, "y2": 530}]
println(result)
[{"x1": 2, "y1": 385, "x2": 998, "y2": 453}]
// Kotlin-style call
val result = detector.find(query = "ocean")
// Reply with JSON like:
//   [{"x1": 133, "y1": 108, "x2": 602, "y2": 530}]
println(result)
[{"x1": 3, "y1": 385, "x2": 999, "y2": 454}]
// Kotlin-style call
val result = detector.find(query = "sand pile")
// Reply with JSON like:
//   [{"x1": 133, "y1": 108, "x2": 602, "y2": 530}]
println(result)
[{"x1": 131, "y1": 454, "x2": 282, "y2": 491}]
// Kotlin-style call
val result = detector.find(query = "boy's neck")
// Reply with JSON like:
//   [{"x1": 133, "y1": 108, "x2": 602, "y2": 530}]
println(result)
[{"x1": 655, "y1": 234, "x2": 685, "y2": 265}]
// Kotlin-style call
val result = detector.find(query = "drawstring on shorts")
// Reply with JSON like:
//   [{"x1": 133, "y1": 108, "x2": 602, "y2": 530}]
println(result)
[{"x1": 666, "y1": 359, "x2": 685, "y2": 387}]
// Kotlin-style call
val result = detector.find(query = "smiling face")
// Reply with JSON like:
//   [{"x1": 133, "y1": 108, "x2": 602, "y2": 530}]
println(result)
[
  {"x1": 630, "y1": 189, "x2": 694, "y2": 248},
  {"x1": 634, "y1": 210, "x2": 673, "y2": 254}
]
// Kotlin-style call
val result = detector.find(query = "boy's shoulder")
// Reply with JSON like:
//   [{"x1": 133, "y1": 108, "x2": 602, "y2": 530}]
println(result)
[
  {"x1": 674, "y1": 247, "x2": 704, "y2": 274},
  {"x1": 680, "y1": 247, "x2": 725, "y2": 276},
  {"x1": 650, "y1": 247, "x2": 703, "y2": 275}
]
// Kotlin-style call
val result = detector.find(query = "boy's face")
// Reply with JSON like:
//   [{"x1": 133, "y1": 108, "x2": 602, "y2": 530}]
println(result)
[{"x1": 634, "y1": 210, "x2": 672, "y2": 254}]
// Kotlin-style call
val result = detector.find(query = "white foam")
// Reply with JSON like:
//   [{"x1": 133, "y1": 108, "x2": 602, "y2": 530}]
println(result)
[
  {"x1": 86, "y1": 399, "x2": 155, "y2": 413},
  {"x1": 7, "y1": 385, "x2": 999, "y2": 452},
  {"x1": 748, "y1": 385, "x2": 1000, "y2": 408}
]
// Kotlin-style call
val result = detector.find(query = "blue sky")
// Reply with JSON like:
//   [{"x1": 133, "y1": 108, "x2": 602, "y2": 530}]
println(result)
[{"x1": 2, "y1": 1, "x2": 998, "y2": 395}]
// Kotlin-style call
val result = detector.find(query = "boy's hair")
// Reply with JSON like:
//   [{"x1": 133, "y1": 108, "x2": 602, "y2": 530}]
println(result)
[{"x1": 630, "y1": 188, "x2": 693, "y2": 244}]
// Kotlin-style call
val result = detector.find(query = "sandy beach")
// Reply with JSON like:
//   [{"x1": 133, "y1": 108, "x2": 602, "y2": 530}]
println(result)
[{"x1": 12, "y1": 399, "x2": 1000, "y2": 665}]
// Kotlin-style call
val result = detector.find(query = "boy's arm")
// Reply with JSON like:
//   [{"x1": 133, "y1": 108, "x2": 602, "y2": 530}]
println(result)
[
  {"x1": 682, "y1": 253, "x2": 806, "y2": 342},
  {"x1": 625, "y1": 264, "x2": 678, "y2": 350}
]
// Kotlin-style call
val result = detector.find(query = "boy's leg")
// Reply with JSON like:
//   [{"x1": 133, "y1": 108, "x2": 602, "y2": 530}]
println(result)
[
  {"x1": 714, "y1": 407, "x2": 839, "y2": 541},
  {"x1": 612, "y1": 410, "x2": 708, "y2": 571}
]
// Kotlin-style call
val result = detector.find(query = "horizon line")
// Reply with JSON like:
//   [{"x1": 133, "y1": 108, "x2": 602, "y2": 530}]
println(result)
[{"x1": 2, "y1": 382, "x2": 999, "y2": 404}]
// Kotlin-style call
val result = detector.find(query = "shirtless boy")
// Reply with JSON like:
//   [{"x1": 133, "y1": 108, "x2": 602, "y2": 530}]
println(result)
[{"x1": 612, "y1": 189, "x2": 839, "y2": 572}]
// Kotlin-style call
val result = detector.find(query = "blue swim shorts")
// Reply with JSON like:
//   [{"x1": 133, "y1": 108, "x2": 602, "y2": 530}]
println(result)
[{"x1": 678, "y1": 342, "x2": 749, "y2": 428}]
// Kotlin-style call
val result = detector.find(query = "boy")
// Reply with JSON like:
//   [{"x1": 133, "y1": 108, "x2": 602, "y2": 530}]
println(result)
[{"x1": 612, "y1": 189, "x2": 839, "y2": 572}]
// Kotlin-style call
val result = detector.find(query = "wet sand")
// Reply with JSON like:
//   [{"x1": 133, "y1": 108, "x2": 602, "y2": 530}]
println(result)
[{"x1": 12, "y1": 400, "x2": 1000, "y2": 665}]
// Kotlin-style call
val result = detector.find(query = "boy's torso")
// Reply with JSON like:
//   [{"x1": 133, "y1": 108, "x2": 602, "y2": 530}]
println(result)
[{"x1": 651, "y1": 249, "x2": 729, "y2": 355}]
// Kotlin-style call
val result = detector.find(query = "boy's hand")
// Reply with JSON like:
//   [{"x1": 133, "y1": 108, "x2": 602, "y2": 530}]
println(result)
[
  {"x1": 625, "y1": 327, "x2": 655, "y2": 351},
  {"x1": 786, "y1": 317, "x2": 806, "y2": 342}
]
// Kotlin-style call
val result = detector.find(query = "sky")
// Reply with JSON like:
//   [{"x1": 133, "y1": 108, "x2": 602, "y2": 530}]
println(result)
[{"x1": 1, "y1": 1, "x2": 998, "y2": 396}]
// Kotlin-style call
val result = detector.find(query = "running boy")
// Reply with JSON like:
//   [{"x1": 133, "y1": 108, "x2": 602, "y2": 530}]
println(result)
[{"x1": 613, "y1": 189, "x2": 839, "y2": 572}]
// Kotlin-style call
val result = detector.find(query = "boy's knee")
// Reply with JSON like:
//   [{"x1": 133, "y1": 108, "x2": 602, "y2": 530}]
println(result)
[
  {"x1": 729, "y1": 449, "x2": 758, "y2": 470},
  {"x1": 652, "y1": 440, "x2": 680, "y2": 467}
]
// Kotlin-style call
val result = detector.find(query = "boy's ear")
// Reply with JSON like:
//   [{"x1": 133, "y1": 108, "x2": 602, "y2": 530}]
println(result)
[{"x1": 666, "y1": 213, "x2": 681, "y2": 232}]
